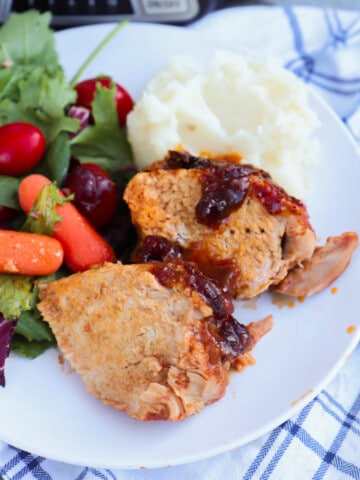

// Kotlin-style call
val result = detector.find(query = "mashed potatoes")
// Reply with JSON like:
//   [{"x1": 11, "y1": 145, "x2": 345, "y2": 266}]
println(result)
[{"x1": 127, "y1": 50, "x2": 320, "y2": 198}]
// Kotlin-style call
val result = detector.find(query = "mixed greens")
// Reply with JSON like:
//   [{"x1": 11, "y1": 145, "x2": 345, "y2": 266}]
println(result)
[{"x1": 0, "y1": 10, "x2": 135, "y2": 385}]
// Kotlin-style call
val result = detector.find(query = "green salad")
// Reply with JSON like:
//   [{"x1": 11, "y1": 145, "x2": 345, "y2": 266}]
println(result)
[{"x1": 0, "y1": 10, "x2": 136, "y2": 385}]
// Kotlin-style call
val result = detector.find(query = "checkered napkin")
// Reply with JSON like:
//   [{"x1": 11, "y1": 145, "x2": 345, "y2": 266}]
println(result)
[{"x1": 1, "y1": 5, "x2": 359, "y2": 480}]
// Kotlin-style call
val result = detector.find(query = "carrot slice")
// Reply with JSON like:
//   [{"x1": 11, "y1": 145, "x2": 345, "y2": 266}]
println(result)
[
  {"x1": 18, "y1": 174, "x2": 116, "y2": 272},
  {"x1": 0, "y1": 230, "x2": 64, "y2": 276}
]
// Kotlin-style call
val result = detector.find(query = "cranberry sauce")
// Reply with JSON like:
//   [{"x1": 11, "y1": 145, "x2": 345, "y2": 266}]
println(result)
[
  {"x1": 151, "y1": 259, "x2": 252, "y2": 360},
  {"x1": 195, "y1": 165, "x2": 251, "y2": 228},
  {"x1": 252, "y1": 181, "x2": 305, "y2": 216},
  {"x1": 133, "y1": 235, "x2": 183, "y2": 263},
  {"x1": 164, "y1": 150, "x2": 211, "y2": 170},
  {"x1": 151, "y1": 260, "x2": 233, "y2": 319},
  {"x1": 134, "y1": 235, "x2": 239, "y2": 297},
  {"x1": 165, "y1": 150, "x2": 253, "y2": 228},
  {"x1": 183, "y1": 243, "x2": 240, "y2": 298},
  {"x1": 163, "y1": 150, "x2": 305, "y2": 227},
  {"x1": 207, "y1": 315, "x2": 253, "y2": 360}
]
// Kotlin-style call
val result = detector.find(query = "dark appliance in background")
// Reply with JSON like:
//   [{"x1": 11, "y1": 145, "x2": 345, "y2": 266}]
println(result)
[{"x1": 0, "y1": 0, "x2": 239, "y2": 27}]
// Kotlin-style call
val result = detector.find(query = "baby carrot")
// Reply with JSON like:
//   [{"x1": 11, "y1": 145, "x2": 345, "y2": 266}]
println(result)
[
  {"x1": 18, "y1": 174, "x2": 116, "y2": 272},
  {"x1": 0, "y1": 230, "x2": 64, "y2": 276}
]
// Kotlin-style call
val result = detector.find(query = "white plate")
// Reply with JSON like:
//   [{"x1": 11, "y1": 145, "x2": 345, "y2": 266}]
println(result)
[{"x1": 0, "y1": 22, "x2": 359, "y2": 470}]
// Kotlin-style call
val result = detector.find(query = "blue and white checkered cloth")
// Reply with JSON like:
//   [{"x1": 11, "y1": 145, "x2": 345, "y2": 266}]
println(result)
[{"x1": 1, "y1": 5, "x2": 359, "y2": 480}]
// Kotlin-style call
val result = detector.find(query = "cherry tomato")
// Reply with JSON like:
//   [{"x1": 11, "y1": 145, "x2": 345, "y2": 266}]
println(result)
[
  {"x1": 63, "y1": 161, "x2": 117, "y2": 228},
  {"x1": 0, "y1": 122, "x2": 46, "y2": 176},
  {"x1": 74, "y1": 77, "x2": 133, "y2": 127}
]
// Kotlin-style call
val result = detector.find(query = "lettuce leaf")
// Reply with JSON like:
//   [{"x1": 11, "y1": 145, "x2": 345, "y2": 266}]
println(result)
[
  {"x1": 0, "y1": 176, "x2": 21, "y2": 210},
  {"x1": 44, "y1": 131, "x2": 72, "y2": 185},
  {"x1": 0, "y1": 10, "x2": 78, "y2": 141},
  {"x1": 0, "y1": 10, "x2": 58, "y2": 72},
  {"x1": 15, "y1": 308, "x2": 55, "y2": 343},
  {"x1": 0, "y1": 274, "x2": 35, "y2": 320},
  {"x1": 70, "y1": 84, "x2": 133, "y2": 174},
  {"x1": 0, "y1": 274, "x2": 58, "y2": 369},
  {"x1": 0, "y1": 10, "x2": 79, "y2": 186},
  {"x1": 0, "y1": 66, "x2": 79, "y2": 143},
  {"x1": 10, "y1": 336, "x2": 55, "y2": 359},
  {"x1": 11, "y1": 308, "x2": 56, "y2": 360}
]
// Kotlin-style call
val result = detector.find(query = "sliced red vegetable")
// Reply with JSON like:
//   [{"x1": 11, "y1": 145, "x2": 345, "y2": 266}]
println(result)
[
  {"x1": 0, "y1": 314, "x2": 18, "y2": 387},
  {"x1": 68, "y1": 105, "x2": 91, "y2": 138},
  {"x1": 18, "y1": 174, "x2": 116, "y2": 272},
  {"x1": 63, "y1": 161, "x2": 117, "y2": 228},
  {"x1": 0, "y1": 122, "x2": 46, "y2": 176},
  {"x1": 74, "y1": 77, "x2": 133, "y2": 126}
]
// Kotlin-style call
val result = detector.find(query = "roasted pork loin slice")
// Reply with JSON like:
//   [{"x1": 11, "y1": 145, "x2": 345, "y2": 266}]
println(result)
[
  {"x1": 124, "y1": 151, "x2": 316, "y2": 299},
  {"x1": 38, "y1": 261, "x2": 271, "y2": 421}
]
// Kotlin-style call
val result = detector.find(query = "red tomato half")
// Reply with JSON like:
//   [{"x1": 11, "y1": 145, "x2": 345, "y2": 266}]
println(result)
[
  {"x1": 74, "y1": 77, "x2": 134, "y2": 127},
  {"x1": 0, "y1": 122, "x2": 46, "y2": 176}
]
